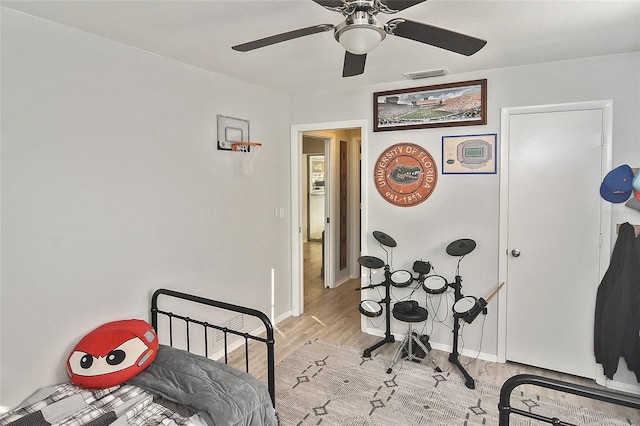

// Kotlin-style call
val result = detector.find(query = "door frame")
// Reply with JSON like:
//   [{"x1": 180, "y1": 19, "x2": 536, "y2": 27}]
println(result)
[
  {"x1": 290, "y1": 119, "x2": 367, "y2": 316},
  {"x1": 497, "y1": 100, "x2": 613, "y2": 362}
]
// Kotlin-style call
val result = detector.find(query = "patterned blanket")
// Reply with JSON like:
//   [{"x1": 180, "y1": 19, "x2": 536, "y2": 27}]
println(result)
[
  {"x1": 0, "y1": 346, "x2": 277, "y2": 426},
  {"x1": 0, "y1": 382, "x2": 204, "y2": 426}
]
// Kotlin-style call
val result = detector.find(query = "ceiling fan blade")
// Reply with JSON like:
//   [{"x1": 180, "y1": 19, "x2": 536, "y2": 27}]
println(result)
[
  {"x1": 343, "y1": 51, "x2": 367, "y2": 77},
  {"x1": 387, "y1": 19, "x2": 486, "y2": 56},
  {"x1": 312, "y1": 0, "x2": 346, "y2": 8},
  {"x1": 313, "y1": 0, "x2": 428, "y2": 12},
  {"x1": 232, "y1": 24, "x2": 334, "y2": 52},
  {"x1": 382, "y1": 0, "x2": 428, "y2": 12}
]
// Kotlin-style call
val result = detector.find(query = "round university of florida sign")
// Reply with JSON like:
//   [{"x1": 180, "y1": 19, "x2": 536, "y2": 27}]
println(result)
[{"x1": 374, "y1": 142, "x2": 438, "y2": 207}]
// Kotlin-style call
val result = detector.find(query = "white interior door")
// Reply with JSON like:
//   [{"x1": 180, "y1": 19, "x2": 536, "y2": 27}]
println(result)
[{"x1": 500, "y1": 102, "x2": 611, "y2": 379}]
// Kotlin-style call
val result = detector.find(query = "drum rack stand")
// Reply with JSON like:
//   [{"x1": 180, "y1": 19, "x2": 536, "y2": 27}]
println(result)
[
  {"x1": 449, "y1": 274, "x2": 476, "y2": 389},
  {"x1": 362, "y1": 264, "x2": 395, "y2": 358}
]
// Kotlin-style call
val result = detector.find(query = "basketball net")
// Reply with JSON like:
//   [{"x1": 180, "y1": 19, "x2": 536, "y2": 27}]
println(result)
[{"x1": 232, "y1": 142, "x2": 262, "y2": 175}]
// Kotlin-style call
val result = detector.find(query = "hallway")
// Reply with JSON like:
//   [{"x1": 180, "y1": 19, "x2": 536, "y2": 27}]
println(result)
[{"x1": 303, "y1": 241, "x2": 326, "y2": 312}]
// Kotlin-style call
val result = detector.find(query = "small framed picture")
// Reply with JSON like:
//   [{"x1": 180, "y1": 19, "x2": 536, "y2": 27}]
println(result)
[{"x1": 442, "y1": 133, "x2": 497, "y2": 174}]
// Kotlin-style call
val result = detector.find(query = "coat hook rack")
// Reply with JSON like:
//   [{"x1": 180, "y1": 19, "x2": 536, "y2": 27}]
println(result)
[{"x1": 616, "y1": 223, "x2": 640, "y2": 236}]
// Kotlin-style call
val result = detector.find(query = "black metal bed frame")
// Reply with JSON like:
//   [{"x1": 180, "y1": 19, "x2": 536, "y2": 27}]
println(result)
[
  {"x1": 498, "y1": 374, "x2": 640, "y2": 425},
  {"x1": 150, "y1": 288, "x2": 276, "y2": 408}
]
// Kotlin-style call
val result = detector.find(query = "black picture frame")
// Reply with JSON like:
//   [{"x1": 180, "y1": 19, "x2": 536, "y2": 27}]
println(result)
[{"x1": 373, "y1": 79, "x2": 487, "y2": 132}]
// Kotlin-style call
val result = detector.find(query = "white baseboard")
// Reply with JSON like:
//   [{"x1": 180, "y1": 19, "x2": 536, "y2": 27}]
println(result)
[
  {"x1": 274, "y1": 310, "x2": 292, "y2": 323},
  {"x1": 601, "y1": 380, "x2": 640, "y2": 396},
  {"x1": 334, "y1": 276, "x2": 352, "y2": 288},
  {"x1": 362, "y1": 327, "x2": 498, "y2": 363},
  {"x1": 596, "y1": 370, "x2": 640, "y2": 396}
]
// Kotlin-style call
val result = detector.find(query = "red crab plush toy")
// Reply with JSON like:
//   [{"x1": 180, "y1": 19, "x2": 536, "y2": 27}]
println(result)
[{"x1": 66, "y1": 319, "x2": 158, "y2": 389}]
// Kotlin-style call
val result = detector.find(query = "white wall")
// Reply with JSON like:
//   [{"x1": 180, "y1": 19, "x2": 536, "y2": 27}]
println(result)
[
  {"x1": 291, "y1": 52, "x2": 640, "y2": 382},
  {"x1": 1, "y1": 9, "x2": 291, "y2": 408}
]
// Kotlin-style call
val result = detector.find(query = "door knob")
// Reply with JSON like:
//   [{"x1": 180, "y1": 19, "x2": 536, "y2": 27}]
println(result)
[{"x1": 511, "y1": 249, "x2": 521, "y2": 257}]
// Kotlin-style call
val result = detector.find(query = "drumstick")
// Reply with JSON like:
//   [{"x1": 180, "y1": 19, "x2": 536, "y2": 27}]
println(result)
[{"x1": 485, "y1": 282, "x2": 505, "y2": 304}]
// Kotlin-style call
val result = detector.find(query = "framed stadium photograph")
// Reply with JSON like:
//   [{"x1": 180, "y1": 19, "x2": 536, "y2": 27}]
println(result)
[{"x1": 373, "y1": 79, "x2": 487, "y2": 132}]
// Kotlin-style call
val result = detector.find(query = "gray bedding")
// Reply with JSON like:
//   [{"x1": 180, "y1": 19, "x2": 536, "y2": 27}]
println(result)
[{"x1": 128, "y1": 345, "x2": 277, "y2": 426}]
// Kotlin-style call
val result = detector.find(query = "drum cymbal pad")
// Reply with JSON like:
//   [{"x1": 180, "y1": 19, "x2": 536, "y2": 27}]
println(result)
[
  {"x1": 446, "y1": 238, "x2": 476, "y2": 256},
  {"x1": 373, "y1": 231, "x2": 397, "y2": 248},
  {"x1": 358, "y1": 255, "x2": 385, "y2": 269}
]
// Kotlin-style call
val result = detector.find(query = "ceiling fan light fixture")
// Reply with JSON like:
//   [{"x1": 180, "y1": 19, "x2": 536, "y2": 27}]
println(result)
[
  {"x1": 334, "y1": 10, "x2": 386, "y2": 55},
  {"x1": 337, "y1": 25, "x2": 385, "y2": 54}
]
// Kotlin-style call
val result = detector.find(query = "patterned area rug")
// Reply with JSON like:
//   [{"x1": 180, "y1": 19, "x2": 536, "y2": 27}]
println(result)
[{"x1": 275, "y1": 340, "x2": 638, "y2": 426}]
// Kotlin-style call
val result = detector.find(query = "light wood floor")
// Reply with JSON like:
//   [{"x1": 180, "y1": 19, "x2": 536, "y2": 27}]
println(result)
[{"x1": 236, "y1": 242, "x2": 640, "y2": 421}]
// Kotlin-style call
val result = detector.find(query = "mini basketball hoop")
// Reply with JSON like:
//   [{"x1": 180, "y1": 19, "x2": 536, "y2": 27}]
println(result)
[{"x1": 232, "y1": 142, "x2": 262, "y2": 175}]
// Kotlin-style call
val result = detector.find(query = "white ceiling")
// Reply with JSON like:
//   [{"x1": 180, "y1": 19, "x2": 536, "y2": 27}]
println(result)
[{"x1": 3, "y1": 0, "x2": 639, "y2": 95}]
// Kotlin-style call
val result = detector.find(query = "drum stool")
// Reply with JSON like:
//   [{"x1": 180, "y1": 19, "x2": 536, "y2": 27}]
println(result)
[{"x1": 386, "y1": 301, "x2": 441, "y2": 374}]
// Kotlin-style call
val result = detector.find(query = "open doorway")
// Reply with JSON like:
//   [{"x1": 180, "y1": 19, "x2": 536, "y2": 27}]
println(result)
[
  {"x1": 290, "y1": 120, "x2": 366, "y2": 316},
  {"x1": 302, "y1": 136, "x2": 328, "y2": 294}
]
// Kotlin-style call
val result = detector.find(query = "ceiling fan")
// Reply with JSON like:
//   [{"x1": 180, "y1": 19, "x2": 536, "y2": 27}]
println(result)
[{"x1": 231, "y1": 0, "x2": 487, "y2": 77}]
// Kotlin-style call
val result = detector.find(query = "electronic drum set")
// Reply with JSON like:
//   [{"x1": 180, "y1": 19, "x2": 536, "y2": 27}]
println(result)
[{"x1": 357, "y1": 231, "x2": 504, "y2": 389}]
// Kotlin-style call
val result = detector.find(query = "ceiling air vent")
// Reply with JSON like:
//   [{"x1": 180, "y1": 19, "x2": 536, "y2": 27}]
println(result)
[{"x1": 403, "y1": 68, "x2": 449, "y2": 80}]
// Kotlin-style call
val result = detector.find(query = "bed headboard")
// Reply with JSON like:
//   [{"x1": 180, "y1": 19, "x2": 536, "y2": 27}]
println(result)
[{"x1": 150, "y1": 288, "x2": 276, "y2": 407}]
